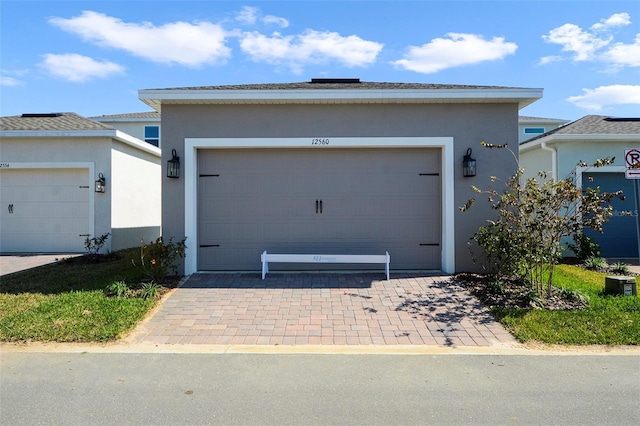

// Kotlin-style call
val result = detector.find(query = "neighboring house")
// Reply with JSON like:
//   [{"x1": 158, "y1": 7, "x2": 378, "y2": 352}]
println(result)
[
  {"x1": 519, "y1": 115, "x2": 640, "y2": 258},
  {"x1": 518, "y1": 115, "x2": 569, "y2": 143},
  {"x1": 0, "y1": 112, "x2": 162, "y2": 254},
  {"x1": 139, "y1": 79, "x2": 542, "y2": 275},
  {"x1": 91, "y1": 111, "x2": 161, "y2": 147}
]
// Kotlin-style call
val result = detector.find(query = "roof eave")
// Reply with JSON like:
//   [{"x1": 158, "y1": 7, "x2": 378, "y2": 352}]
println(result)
[
  {"x1": 0, "y1": 130, "x2": 161, "y2": 157},
  {"x1": 520, "y1": 133, "x2": 640, "y2": 153},
  {"x1": 139, "y1": 88, "x2": 543, "y2": 112}
]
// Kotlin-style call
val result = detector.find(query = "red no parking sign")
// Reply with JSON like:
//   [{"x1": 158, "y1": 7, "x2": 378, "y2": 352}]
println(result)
[{"x1": 625, "y1": 149, "x2": 640, "y2": 179}]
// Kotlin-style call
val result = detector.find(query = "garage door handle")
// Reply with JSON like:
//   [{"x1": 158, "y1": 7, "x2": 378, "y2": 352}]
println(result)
[
  {"x1": 316, "y1": 199, "x2": 319, "y2": 214},
  {"x1": 320, "y1": 200, "x2": 323, "y2": 214}
]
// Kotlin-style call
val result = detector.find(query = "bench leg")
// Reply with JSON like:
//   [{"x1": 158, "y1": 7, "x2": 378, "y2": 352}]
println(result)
[
  {"x1": 385, "y1": 251, "x2": 390, "y2": 280},
  {"x1": 261, "y1": 251, "x2": 268, "y2": 280}
]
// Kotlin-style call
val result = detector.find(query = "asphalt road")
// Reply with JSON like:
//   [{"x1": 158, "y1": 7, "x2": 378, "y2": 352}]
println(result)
[{"x1": 1, "y1": 352, "x2": 638, "y2": 425}]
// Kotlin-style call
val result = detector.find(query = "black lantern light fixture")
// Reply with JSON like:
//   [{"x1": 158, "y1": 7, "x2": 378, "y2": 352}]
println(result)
[
  {"x1": 94, "y1": 173, "x2": 106, "y2": 193},
  {"x1": 167, "y1": 149, "x2": 180, "y2": 179},
  {"x1": 463, "y1": 148, "x2": 476, "y2": 177}
]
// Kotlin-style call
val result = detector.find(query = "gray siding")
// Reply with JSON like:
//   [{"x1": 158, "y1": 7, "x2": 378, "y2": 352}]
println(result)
[{"x1": 162, "y1": 103, "x2": 519, "y2": 273}]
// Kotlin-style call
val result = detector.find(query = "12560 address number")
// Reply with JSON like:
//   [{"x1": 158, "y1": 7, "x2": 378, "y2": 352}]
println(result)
[{"x1": 311, "y1": 138, "x2": 330, "y2": 145}]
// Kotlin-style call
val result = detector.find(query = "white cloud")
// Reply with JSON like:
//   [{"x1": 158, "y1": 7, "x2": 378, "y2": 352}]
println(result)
[
  {"x1": 235, "y1": 6, "x2": 288, "y2": 28},
  {"x1": 602, "y1": 34, "x2": 640, "y2": 67},
  {"x1": 40, "y1": 53, "x2": 125, "y2": 82},
  {"x1": 591, "y1": 12, "x2": 631, "y2": 31},
  {"x1": 263, "y1": 15, "x2": 289, "y2": 28},
  {"x1": 542, "y1": 12, "x2": 637, "y2": 67},
  {"x1": 566, "y1": 84, "x2": 640, "y2": 111},
  {"x1": 538, "y1": 55, "x2": 562, "y2": 65},
  {"x1": 0, "y1": 76, "x2": 24, "y2": 87},
  {"x1": 542, "y1": 23, "x2": 611, "y2": 61},
  {"x1": 49, "y1": 11, "x2": 231, "y2": 68},
  {"x1": 392, "y1": 33, "x2": 517, "y2": 74},
  {"x1": 236, "y1": 6, "x2": 258, "y2": 25},
  {"x1": 239, "y1": 30, "x2": 383, "y2": 73}
]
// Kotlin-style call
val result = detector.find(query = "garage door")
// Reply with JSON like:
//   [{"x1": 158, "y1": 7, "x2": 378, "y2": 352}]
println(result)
[
  {"x1": 583, "y1": 172, "x2": 638, "y2": 257},
  {"x1": 197, "y1": 148, "x2": 441, "y2": 271},
  {"x1": 0, "y1": 168, "x2": 90, "y2": 253}
]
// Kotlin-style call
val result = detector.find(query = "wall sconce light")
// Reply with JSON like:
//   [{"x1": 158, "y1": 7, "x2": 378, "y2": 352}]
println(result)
[
  {"x1": 167, "y1": 149, "x2": 180, "y2": 179},
  {"x1": 95, "y1": 173, "x2": 106, "y2": 193},
  {"x1": 463, "y1": 148, "x2": 476, "y2": 177}
]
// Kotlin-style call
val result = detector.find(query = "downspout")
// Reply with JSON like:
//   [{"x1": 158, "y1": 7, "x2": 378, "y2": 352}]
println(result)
[{"x1": 540, "y1": 141, "x2": 557, "y2": 181}]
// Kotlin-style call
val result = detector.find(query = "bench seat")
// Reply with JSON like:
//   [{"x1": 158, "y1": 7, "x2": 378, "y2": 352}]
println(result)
[{"x1": 261, "y1": 251, "x2": 390, "y2": 280}]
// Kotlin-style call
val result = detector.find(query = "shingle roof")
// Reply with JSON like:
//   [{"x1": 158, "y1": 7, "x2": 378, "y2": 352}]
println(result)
[
  {"x1": 521, "y1": 115, "x2": 640, "y2": 146},
  {"x1": 519, "y1": 115, "x2": 569, "y2": 123},
  {"x1": 90, "y1": 111, "x2": 160, "y2": 120},
  {"x1": 147, "y1": 81, "x2": 523, "y2": 91},
  {"x1": 0, "y1": 112, "x2": 114, "y2": 131}
]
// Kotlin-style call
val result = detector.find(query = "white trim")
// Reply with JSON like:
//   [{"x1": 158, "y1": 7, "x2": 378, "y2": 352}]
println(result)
[
  {"x1": 93, "y1": 117, "x2": 161, "y2": 123},
  {"x1": 140, "y1": 87, "x2": 542, "y2": 110},
  {"x1": 0, "y1": 162, "x2": 96, "y2": 238},
  {"x1": 520, "y1": 134, "x2": 640, "y2": 153},
  {"x1": 183, "y1": 137, "x2": 455, "y2": 275}
]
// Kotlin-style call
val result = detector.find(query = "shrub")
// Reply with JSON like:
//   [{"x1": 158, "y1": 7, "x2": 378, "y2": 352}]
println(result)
[
  {"x1": 461, "y1": 142, "x2": 624, "y2": 299},
  {"x1": 132, "y1": 237, "x2": 187, "y2": 282},
  {"x1": 610, "y1": 262, "x2": 630, "y2": 275},
  {"x1": 583, "y1": 257, "x2": 608, "y2": 272},
  {"x1": 139, "y1": 282, "x2": 160, "y2": 300},
  {"x1": 105, "y1": 280, "x2": 130, "y2": 298},
  {"x1": 567, "y1": 232, "x2": 601, "y2": 262},
  {"x1": 84, "y1": 232, "x2": 111, "y2": 255}
]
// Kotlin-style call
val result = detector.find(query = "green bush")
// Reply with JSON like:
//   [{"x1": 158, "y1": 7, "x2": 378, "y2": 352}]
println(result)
[
  {"x1": 567, "y1": 232, "x2": 601, "y2": 262},
  {"x1": 105, "y1": 280, "x2": 130, "y2": 298},
  {"x1": 139, "y1": 282, "x2": 160, "y2": 300},
  {"x1": 132, "y1": 237, "x2": 187, "y2": 282}
]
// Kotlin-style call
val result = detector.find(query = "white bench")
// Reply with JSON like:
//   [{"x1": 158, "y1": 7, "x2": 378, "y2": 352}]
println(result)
[{"x1": 261, "y1": 251, "x2": 390, "y2": 280}]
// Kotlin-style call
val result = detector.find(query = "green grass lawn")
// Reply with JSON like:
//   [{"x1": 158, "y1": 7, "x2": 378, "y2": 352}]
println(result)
[
  {"x1": 493, "y1": 264, "x2": 640, "y2": 345},
  {"x1": 0, "y1": 248, "x2": 160, "y2": 342}
]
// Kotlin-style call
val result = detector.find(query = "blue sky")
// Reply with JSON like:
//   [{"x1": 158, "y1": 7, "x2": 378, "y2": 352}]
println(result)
[{"x1": 1, "y1": 1, "x2": 639, "y2": 121}]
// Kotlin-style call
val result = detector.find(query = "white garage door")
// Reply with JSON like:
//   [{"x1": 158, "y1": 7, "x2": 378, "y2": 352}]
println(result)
[
  {"x1": 197, "y1": 148, "x2": 441, "y2": 271},
  {"x1": 0, "y1": 168, "x2": 90, "y2": 253}
]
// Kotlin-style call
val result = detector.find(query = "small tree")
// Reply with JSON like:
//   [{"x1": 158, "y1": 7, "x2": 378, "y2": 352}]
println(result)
[{"x1": 461, "y1": 143, "x2": 625, "y2": 298}]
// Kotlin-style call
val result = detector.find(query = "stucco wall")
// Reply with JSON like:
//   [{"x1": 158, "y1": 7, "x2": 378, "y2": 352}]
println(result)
[
  {"x1": 0, "y1": 136, "x2": 113, "y2": 251},
  {"x1": 520, "y1": 147, "x2": 554, "y2": 180},
  {"x1": 101, "y1": 121, "x2": 158, "y2": 143},
  {"x1": 161, "y1": 102, "x2": 520, "y2": 273},
  {"x1": 557, "y1": 140, "x2": 631, "y2": 178},
  {"x1": 110, "y1": 140, "x2": 162, "y2": 250}
]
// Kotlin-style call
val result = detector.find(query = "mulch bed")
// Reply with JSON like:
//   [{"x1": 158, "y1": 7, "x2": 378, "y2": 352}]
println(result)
[{"x1": 456, "y1": 273, "x2": 589, "y2": 311}]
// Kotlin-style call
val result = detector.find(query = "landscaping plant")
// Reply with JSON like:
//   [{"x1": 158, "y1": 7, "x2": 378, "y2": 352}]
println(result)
[
  {"x1": 84, "y1": 232, "x2": 111, "y2": 255},
  {"x1": 132, "y1": 237, "x2": 187, "y2": 282},
  {"x1": 461, "y1": 142, "x2": 626, "y2": 299}
]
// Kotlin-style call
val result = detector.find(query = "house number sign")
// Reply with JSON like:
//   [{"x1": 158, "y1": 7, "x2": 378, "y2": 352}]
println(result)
[
  {"x1": 311, "y1": 138, "x2": 330, "y2": 145},
  {"x1": 0, "y1": 163, "x2": 10, "y2": 168}
]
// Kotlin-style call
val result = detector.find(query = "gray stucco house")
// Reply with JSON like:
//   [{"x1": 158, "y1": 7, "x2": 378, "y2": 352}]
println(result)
[
  {"x1": 0, "y1": 112, "x2": 161, "y2": 254},
  {"x1": 139, "y1": 79, "x2": 542, "y2": 275},
  {"x1": 520, "y1": 115, "x2": 640, "y2": 258}
]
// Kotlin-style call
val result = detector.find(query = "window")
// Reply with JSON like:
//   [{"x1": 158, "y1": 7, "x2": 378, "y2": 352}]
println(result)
[
  {"x1": 524, "y1": 127, "x2": 545, "y2": 134},
  {"x1": 144, "y1": 126, "x2": 160, "y2": 147}
]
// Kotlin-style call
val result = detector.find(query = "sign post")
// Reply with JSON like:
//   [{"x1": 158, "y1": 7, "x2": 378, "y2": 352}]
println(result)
[{"x1": 625, "y1": 149, "x2": 640, "y2": 265}]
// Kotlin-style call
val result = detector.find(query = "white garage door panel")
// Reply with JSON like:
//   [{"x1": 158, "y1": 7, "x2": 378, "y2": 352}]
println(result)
[
  {"x1": 0, "y1": 169, "x2": 90, "y2": 253},
  {"x1": 198, "y1": 148, "x2": 441, "y2": 271}
]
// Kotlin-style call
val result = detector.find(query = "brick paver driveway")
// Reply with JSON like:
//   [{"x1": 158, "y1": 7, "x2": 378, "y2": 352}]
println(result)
[{"x1": 129, "y1": 273, "x2": 516, "y2": 347}]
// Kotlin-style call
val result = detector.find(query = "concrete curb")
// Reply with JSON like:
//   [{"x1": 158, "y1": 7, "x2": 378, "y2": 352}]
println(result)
[{"x1": 2, "y1": 341, "x2": 639, "y2": 356}]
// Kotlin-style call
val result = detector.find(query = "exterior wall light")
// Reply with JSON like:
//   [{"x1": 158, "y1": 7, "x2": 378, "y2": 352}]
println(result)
[
  {"x1": 95, "y1": 173, "x2": 106, "y2": 193},
  {"x1": 167, "y1": 149, "x2": 180, "y2": 179},
  {"x1": 463, "y1": 148, "x2": 476, "y2": 177}
]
